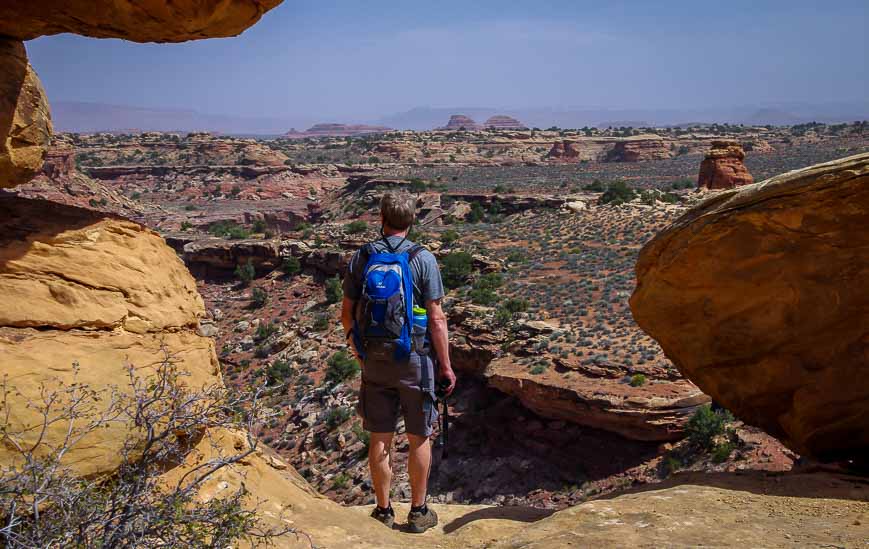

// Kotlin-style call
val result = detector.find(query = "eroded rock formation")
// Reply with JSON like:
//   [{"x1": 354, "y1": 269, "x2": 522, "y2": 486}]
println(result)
[
  {"x1": 697, "y1": 140, "x2": 754, "y2": 189},
  {"x1": 0, "y1": 0, "x2": 282, "y2": 42},
  {"x1": 441, "y1": 114, "x2": 481, "y2": 131},
  {"x1": 0, "y1": 196, "x2": 219, "y2": 477},
  {"x1": 484, "y1": 115, "x2": 527, "y2": 130},
  {"x1": 0, "y1": 39, "x2": 52, "y2": 188},
  {"x1": 631, "y1": 153, "x2": 869, "y2": 461},
  {"x1": 605, "y1": 137, "x2": 672, "y2": 162}
]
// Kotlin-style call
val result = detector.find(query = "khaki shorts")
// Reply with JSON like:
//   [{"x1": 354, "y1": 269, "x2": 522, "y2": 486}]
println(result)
[{"x1": 357, "y1": 352, "x2": 438, "y2": 437}]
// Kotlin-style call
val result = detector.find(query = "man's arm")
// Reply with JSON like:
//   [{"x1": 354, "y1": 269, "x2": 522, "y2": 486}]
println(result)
[
  {"x1": 426, "y1": 298, "x2": 455, "y2": 395},
  {"x1": 341, "y1": 297, "x2": 360, "y2": 360}
]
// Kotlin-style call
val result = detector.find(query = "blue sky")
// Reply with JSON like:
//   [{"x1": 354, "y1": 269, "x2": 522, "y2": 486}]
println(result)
[{"x1": 26, "y1": 0, "x2": 869, "y2": 122}]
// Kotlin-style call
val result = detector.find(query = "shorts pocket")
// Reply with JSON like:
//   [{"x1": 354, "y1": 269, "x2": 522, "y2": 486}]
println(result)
[
  {"x1": 356, "y1": 381, "x2": 367, "y2": 420},
  {"x1": 423, "y1": 389, "x2": 438, "y2": 429}
]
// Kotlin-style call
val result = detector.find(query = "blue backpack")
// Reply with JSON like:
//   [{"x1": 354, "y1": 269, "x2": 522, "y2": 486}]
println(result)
[{"x1": 352, "y1": 240, "x2": 424, "y2": 361}]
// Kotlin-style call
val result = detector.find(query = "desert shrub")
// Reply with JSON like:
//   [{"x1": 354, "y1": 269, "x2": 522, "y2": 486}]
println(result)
[
  {"x1": 469, "y1": 287, "x2": 498, "y2": 305},
  {"x1": 441, "y1": 229, "x2": 460, "y2": 245},
  {"x1": 331, "y1": 472, "x2": 351, "y2": 489},
  {"x1": 711, "y1": 441, "x2": 735, "y2": 463},
  {"x1": 234, "y1": 260, "x2": 256, "y2": 285},
  {"x1": 0, "y1": 357, "x2": 295, "y2": 547},
  {"x1": 266, "y1": 359, "x2": 294, "y2": 385},
  {"x1": 582, "y1": 180, "x2": 606, "y2": 192},
  {"x1": 476, "y1": 272, "x2": 503, "y2": 290},
  {"x1": 408, "y1": 178, "x2": 428, "y2": 193},
  {"x1": 253, "y1": 321, "x2": 278, "y2": 343},
  {"x1": 344, "y1": 220, "x2": 367, "y2": 234},
  {"x1": 466, "y1": 203, "x2": 486, "y2": 223},
  {"x1": 325, "y1": 406, "x2": 352, "y2": 430},
  {"x1": 312, "y1": 314, "x2": 330, "y2": 332},
  {"x1": 252, "y1": 218, "x2": 267, "y2": 233},
  {"x1": 281, "y1": 256, "x2": 301, "y2": 276},
  {"x1": 530, "y1": 364, "x2": 547, "y2": 375},
  {"x1": 180, "y1": 221, "x2": 192, "y2": 231},
  {"x1": 441, "y1": 251, "x2": 474, "y2": 289},
  {"x1": 629, "y1": 373, "x2": 647, "y2": 387},
  {"x1": 598, "y1": 181, "x2": 637, "y2": 205},
  {"x1": 210, "y1": 221, "x2": 251, "y2": 240},
  {"x1": 686, "y1": 405, "x2": 734, "y2": 449},
  {"x1": 325, "y1": 351, "x2": 359, "y2": 384},
  {"x1": 250, "y1": 287, "x2": 268, "y2": 309},
  {"x1": 351, "y1": 423, "x2": 370, "y2": 451},
  {"x1": 325, "y1": 276, "x2": 343, "y2": 304},
  {"x1": 502, "y1": 298, "x2": 529, "y2": 314}
]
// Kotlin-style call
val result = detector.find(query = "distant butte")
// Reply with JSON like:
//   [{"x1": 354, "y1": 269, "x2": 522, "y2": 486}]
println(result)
[
  {"x1": 439, "y1": 114, "x2": 482, "y2": 131},
  {"x1": 484, "y1": 115, "x2": 527, "y2": 130},
  {"x1": 284, "y1": 123, "x2": 392, "y2": 139}
]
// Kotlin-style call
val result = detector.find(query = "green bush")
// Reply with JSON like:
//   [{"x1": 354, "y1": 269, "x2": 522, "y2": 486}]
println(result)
[
  {"x1": 629, "y1": 373, "x2": 647, "y2": 387},
  {"x1": 502, "y1": 298, "x2": 529, "y2": 314},
  {"x1": 325, "y1": 406, "x2": 352, "y2": 430},
  {"x1": 441, "y1": 251, "x2": 474, "y2": 289},
  {"x1": 469, "y1": 287, "x2": 498, "y2": 305},
  {"x1": 234, "y1": 260, "x2": 255, "y2": 285},
  {"x1": 345, "y1": 220, "x2": 367, "y2": 234},
  {"x1": 254, "y1": 322, "x2": 278, "y2": 342},
  {"x1": 266, "y1": 360, "x2": 294, "y2": 385},
  {"x1": 598, "y1": 181, "x2": 638, "y2": 205},
  {"x1": 441, "y1": 229, "x2": 460, "y2": 245},
  {"x1": 325, "y1": 276, "x2": 343, "y2": 304},
  {"x1": 352, "y1": 422, "x2": 370, "y2": 451},
  {"x1": 325, "y1": 351, "x2": 359, "y2": 384},
  {"x1": 686, "y1": 405, "x2": 733, "y2": 449},
  {"x1": 476, "y1": 272, "x2": 503, "y2": 290},
  {"x1": 250, "y1": 287, "x2": 268, "y2": 309},
  {"x1": 530, "y1": 364, "x2": 547, "y2": 375},
  {"x1": 312, "y1": 314, "x2": 330, "y2": 331},
  {"x1": 281, "y1": 256, "x2": 301, "y2": 276},
  {"x1": 409, "y1": 178, "x2": 428, "y2": 193},
  {"x1": 711, "y1": 441, "x2": 734, "y2": 463},
  {"x1": 252, "y1": 219, "x2": 267, "y2": 233},
  {"x1": 331, "y1": 472, "x2": 351, "y2": 489}
]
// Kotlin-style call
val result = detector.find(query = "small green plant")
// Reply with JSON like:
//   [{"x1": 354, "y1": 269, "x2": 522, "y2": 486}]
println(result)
[
  {"x1": 325, "y1": 276, "x2": 343, "y2": 304},
  {"x1": 408, "y1": 178, "x2": 428, "y2": 193},
  {"x1": 250, "y1": 287, "x2": 268, "y2": 309},
  {"x1": 180, "y1": 221, "x2": 193, "y2": 231},
  {"x1": 253, "y1": 322, "x2": 278, "y2": 342},
  {"x1": 441, "y1": 251, "x2": 474, "y2": 289},
  {"x1": 469, "y1": 287, "x2": 498, "y2": 305},
  {"x1": 325, "y1": 406, "x2": 352, "y2": 430},
  {"x1": 530, "y1": 364, "x2": 547, "y2": 375},
  {"x1": 266, "y1": 360, "x2": 294, "y2": 385},
  {"x1": 252, "y1": 219, "x2": 267, "y2": 233},
  {"x1": 711, "y1": 441, "x2": 735, "y2": 463},
  {"x1": 352, "y1": 422, "x2": 370, "y2": 452},
  {"x1": 629, "y1": 373, "x2": 647, "y2": 387},
  {"x1": 325, "y1": 350, "x2": 359, "y2": 384},
  {"x1": 344, "y1": 220, "x2": 368, "y2": 234},
  {"x1": 331, "y1": 472, "x2": 351, "y2": 490},
  {"x1": 281, "y1": 256, "x2": 301, "y2": 276},
  {"x1": 234, "y1": 260, "x2": 256, "y2": 286},
  {"x1": 686, "y1": 405, "x2": 734, "y2": 449},
  {"x1": 312, "y1": 314, "x2": 330, "y2": 331},
  {"x1": 441, "y1": 229, "x2": 460, "y2": 245}
]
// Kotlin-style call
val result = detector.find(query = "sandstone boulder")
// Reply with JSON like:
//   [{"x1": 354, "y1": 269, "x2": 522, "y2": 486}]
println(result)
[
  {"x1": 0, "y1": 39, "x2": 52, "y2": 188},
  {"x1": 0, "y1": 0, "x2": 283, "y2": 42},
  {"x1": 631, "y1": 153, "x2": 869, "y2": 461},
  {"x1": 698, "y1": 140, "x2": 754, "y2": 189},
  {"x1": 0, "y1": 196, "x2": 219, "y2": 477}
]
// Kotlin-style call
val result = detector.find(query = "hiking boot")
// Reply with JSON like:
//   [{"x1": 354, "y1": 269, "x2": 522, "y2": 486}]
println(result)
[
  {"x1": 406, "y1": 506, "x2": 438, "y2": 533},
  {"x1": 370, "y1": 505, "x2": 395, "y2": 529}
]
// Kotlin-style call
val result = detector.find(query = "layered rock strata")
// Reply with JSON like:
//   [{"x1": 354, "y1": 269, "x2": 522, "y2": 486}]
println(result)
[
  {"x1": 697, "y1": 140, "x2": 754, "y2": 189},
  {"x1": 631, "y1": 153, "x2": 869, "y2": 461}
]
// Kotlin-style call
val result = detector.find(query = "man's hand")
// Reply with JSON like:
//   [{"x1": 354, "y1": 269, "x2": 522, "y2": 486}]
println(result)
[{"x1": 439, "y1": 363, "x2": 456, "y2": 396}]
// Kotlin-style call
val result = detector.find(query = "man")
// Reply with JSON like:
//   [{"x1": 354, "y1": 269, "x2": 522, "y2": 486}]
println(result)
[{"x1": 341, "y1": 190, "x2": 456, "y2": 533}]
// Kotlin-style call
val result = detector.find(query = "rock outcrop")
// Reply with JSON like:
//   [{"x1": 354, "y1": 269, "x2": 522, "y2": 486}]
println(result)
[
  {"x1": 0, "y1": 196, "x2": 219, "y2": 477},
  {"x1": 605, "y1": 137, "x2": 672, "y2": 162},
  {"x1": 0, "y1": 0, "x2": 282, "y2": 42},
  {"x1": 697, "y1": 140, "x2": 754, "y2": 189},
  {"x1": 631, "y1": 153, "x2": 869, "y2": 462},
  {"x1": 441, "y1": 114, "x2": 481, "y2": 131},
  {"x1": 0, "y1": 39, "x2": 52, "y2": 188},
  {"x1": 484, "y1": 115, "x2": 527, "y2": 130},
  {"x1": 546, "y1": 140, "x2": 582, "y2": 160},
  {"x1": 284, "y1": 123, "x2": 393, "y2": 139},
  {"x1": 166, "y1": 432, "x2": 869, "y2": 548}
]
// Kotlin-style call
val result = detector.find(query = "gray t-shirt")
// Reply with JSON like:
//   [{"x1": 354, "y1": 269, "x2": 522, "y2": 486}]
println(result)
[{"x1": 343, "y1": 236, "x2": 445, "y2": 307}]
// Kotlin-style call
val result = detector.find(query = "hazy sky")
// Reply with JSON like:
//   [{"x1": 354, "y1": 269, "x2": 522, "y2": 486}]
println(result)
[{"x1": 26, "y1": 0, "x2": 869, "y2": 121}]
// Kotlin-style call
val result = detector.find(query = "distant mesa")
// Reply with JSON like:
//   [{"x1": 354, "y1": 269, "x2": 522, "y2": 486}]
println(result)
[
  {"x1": 284, "y1": 123, "x2": 392, "y2": 139},
  {"x1": 439, "y1": 114, "x2": 482, "y2": 131},
  {"x1": 698, "y1": 140, "x2": 754, "y2": 189},
  {"x1": 483, "y1": 115, "x2": 527, "y2": 130}
]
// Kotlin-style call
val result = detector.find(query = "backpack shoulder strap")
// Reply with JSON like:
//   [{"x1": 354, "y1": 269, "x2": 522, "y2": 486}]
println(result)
[{"x1": 407, "y1": 244, "x2": 425, "y2": 262}]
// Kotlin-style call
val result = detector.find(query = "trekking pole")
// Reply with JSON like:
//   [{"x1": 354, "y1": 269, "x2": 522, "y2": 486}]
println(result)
[{"x1": 435, "y1": 379, "x2": 450, "y2": 459}]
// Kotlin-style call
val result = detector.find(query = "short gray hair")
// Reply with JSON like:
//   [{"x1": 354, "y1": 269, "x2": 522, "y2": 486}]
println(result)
[{"x1": 380, "y1": 191, "x2": 416, "y2": 230}]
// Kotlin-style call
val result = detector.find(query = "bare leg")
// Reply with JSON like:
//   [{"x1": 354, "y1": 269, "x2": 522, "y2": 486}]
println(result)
[
  {"x1": 368, "y1": 432, "x2": 394, "y2": 508},
  {"x1": 407, "y1": 433, "x2": 431, "y2": 507}
]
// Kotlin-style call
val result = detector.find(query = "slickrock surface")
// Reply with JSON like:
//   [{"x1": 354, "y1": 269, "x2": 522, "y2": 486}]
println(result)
[
  {"x1": 165, "y1": 431, "x2": 869, "y2": 548},
  {"x1": 0, "y1": 0, "x2": 283, "y2": 42},
  {"x1": 0, "y1": 39, "x2": 51, "y2": 188},
  {"x1": 0, "y1": 196, "x2": 219, "y2": 477},
  {"x1": 698, "y1": 139, "x2": 754, "y2": 189},
  {"x1": 631, "y1": 153, "x2": 869, "y2": 462}
]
